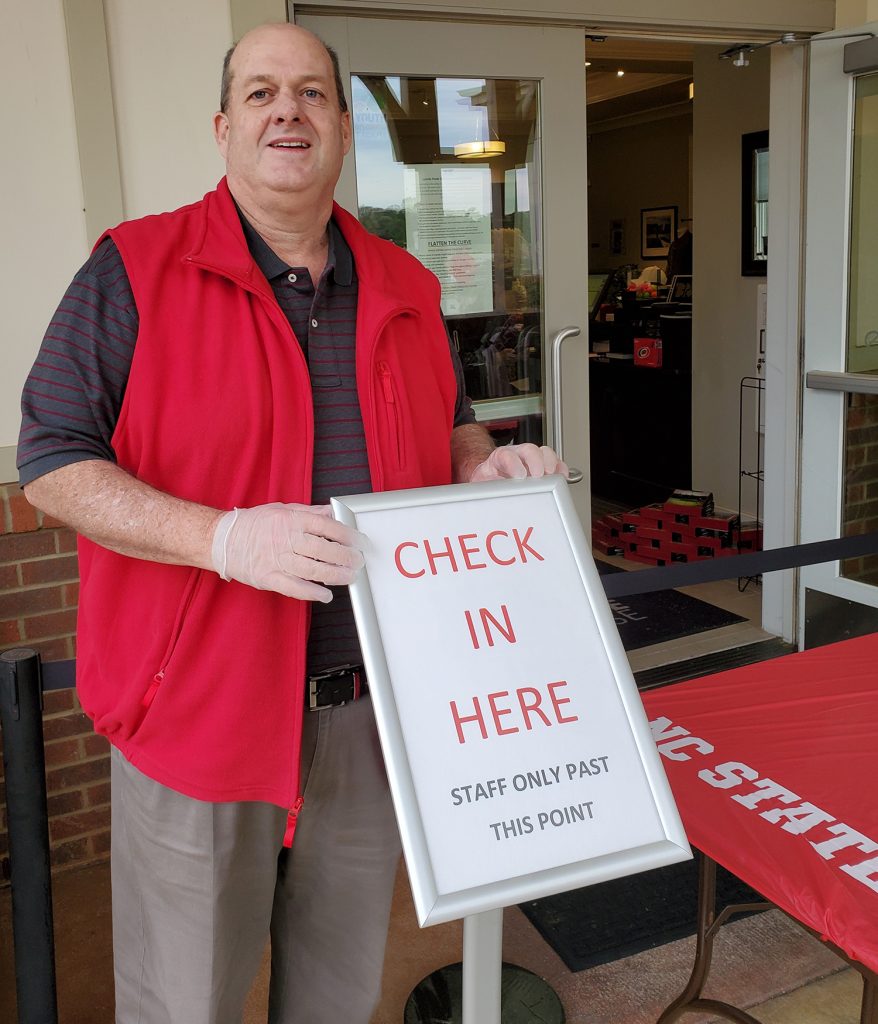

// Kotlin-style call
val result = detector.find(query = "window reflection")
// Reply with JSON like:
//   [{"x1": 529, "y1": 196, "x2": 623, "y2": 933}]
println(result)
[{"x1": 352, "y1": 74, "x2": 544, "y2": 441}]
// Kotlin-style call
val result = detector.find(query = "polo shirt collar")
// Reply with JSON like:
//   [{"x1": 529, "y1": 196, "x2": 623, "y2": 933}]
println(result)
[{"x1": 235, "y1": 205, "x2": 354, "y2": 286}]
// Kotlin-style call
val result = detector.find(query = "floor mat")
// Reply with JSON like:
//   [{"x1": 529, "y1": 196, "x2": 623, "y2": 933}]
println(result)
[
  {"x1": 596, "y1": 561, "x2": 746, "y2": 651},
  {"x1": 520, "y1": 851, "x2": 765, "y2": 972}
]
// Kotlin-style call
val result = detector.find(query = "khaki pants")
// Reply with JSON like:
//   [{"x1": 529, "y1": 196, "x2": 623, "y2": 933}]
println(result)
[{"x1": 111, "y1": 697, "x2": 401, "y2": 1024}]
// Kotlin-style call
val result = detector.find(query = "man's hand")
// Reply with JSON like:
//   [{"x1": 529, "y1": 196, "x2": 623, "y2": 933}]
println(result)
[
  {"x1": 468, "y1": 443, "x2": 569, "y2": 483},
  {"x1": 212, "y1": 503, "x2": 366, "y2": 603}
]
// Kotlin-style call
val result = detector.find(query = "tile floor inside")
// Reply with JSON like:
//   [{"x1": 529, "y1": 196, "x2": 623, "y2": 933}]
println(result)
[{"x1": 1, "y1": 571, "x2": 868, "y2": 1023}]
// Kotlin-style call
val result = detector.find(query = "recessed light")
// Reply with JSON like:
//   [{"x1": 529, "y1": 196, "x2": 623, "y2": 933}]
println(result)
[{"x1": 616, "y1": 68, "x2": 625, "y2": 77}]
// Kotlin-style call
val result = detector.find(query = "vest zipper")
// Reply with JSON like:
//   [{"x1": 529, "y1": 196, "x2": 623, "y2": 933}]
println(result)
[
  {"x1": 283, "y1": 796, "x2": 305, "y2": 848},
  {"x1": 378, "y1": 361, "x2": 406, "y2": 469}
]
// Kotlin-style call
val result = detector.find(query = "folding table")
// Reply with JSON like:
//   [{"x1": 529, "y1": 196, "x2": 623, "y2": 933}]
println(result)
[{"x1": 641, "y1": 633, "x2": 878, "y2": 1023}]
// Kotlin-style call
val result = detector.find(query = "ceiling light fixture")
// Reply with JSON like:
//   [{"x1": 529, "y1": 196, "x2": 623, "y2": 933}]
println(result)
[
  {"x1": 616, "y1": 68, "x2": 625, "y2": 77},
  {"x1": 454, "y1": 140, "x2": 507, "y2": 159}
]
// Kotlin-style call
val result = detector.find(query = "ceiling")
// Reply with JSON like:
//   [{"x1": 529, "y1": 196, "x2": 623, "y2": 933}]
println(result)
[{"x1": 585, "y1": 38, "x2": 694, "y2": 128}]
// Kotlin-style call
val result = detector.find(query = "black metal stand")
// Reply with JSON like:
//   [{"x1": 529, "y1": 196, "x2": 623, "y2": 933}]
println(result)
[{"x1": 0, "y1": 648, "x2": 59, "y2": 1024}]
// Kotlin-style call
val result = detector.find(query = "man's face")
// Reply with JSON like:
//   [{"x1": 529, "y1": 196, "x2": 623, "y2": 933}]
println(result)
[{"x1": 214, "y1": 25, "x2": 352, "y2": 204}]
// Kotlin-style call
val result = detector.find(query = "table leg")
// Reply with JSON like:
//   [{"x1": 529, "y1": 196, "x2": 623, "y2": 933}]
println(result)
[
  {"x1": 656, "y1": 854, "x2": 764, "y2": 1024},
  {"x1": 861, "y1": 970, "x2": 878, "y2": 1024}
]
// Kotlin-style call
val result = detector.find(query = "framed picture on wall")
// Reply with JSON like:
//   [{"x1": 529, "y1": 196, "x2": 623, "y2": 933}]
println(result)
[{"x1": 641, "y1": 206, "x2": 678, "y2": 260}]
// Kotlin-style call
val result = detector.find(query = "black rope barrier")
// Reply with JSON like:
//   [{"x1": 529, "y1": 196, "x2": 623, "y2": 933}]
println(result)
[
  {"x1": 599, "y1": 531, "x2": 878, "y2": 599},
  {"x1": 0, "y1": 648, "x2": 59, "y2": 1024}
]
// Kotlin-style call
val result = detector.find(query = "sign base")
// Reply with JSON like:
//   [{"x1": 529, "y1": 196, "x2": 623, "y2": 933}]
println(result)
[{"x1": 404, "y1": 962, "x2": 565, "y2": 1023}]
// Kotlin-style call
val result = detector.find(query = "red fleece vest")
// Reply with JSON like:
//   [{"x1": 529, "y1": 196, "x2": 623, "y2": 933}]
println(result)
[{"x1": 75, "y1": 179, "x2": 456, "y2": 808}]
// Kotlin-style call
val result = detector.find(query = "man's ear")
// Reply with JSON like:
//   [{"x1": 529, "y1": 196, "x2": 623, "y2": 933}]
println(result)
[
  {"x1": 341, "y1": 110, "x2": 353, "y2": 156},
  {"x1": 213, "y1": 111, "x2": 230, "y2": 156}
]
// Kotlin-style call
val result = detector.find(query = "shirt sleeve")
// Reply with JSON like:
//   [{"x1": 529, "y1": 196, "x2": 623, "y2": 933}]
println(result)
[
  {"x1": 17, "y1": 238, "x2": 139, "y2": 485},
  {"x1": 445, "y1": 320, "x2": 477, "y2": 429}
]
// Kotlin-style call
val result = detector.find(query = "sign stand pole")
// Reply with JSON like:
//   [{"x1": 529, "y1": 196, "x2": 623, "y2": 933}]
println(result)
[{"x1": 462, "y1": 908, "x2": 503, "y2": 1024}]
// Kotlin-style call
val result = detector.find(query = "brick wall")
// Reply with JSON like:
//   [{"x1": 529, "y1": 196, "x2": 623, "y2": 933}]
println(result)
[
  {"x1": 0, "y1": 482, "x2": 110, "y2": 882},
  {"x1": 842, "y1": 392, "x2": 878, "y2": 585}
]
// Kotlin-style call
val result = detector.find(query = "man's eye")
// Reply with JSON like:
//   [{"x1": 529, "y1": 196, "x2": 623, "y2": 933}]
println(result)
[
  {"x1": 303, "y1": 89, "x2": 325, "y2": 101},
  {"x1": 249, "y1": 89, "x2": 269, "y2": 101}
]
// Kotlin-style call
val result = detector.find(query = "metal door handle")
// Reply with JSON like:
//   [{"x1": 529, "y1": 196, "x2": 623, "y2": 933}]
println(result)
[{"x1": 550, "y1": 326, "x2": 584, "y2": 484}]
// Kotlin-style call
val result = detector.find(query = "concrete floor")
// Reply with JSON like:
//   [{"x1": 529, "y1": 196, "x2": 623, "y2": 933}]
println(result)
[
  {"x1": 0, "y1": 855, "x2": 865, "y2": 1023},
  {"x1": 1, "y1": 577, "x2": 868, "y2": 1022}
]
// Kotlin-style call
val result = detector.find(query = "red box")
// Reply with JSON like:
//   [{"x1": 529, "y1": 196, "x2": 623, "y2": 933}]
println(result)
[
  {"x1": 626, "y1": 550, "x2": 666, "y2": 566},
  {"x1": 695, "y1": 513, "x2": 738, "y2": 532},
  {"x1": 738, "y1": 528, "x2": 764, "y2": 550},
  {"x1": 639, "y1": 504, "x2": 665, "y2": 525},
  {"x1": 593, "y1": 538, "x2": 624, "y2": 556},
  {"x1": 669, "y1": 541, "x2": 700, "y2": 561},
  {"x1": 635, "y1": 526, "x2": 665, "y2": 544},
  {"x1": 633, "y1": 337, "x2": 662, "y2": 367}
]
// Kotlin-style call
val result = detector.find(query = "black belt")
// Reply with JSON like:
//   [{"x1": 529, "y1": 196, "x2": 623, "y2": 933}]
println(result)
[{"x1": 307, "y1": 665, "x2": 368, "y2": 711}]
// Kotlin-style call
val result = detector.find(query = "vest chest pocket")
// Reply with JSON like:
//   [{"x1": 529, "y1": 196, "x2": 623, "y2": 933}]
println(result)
[{"x1": 378, "y1": 361, "x2": 407, "y2": 470}]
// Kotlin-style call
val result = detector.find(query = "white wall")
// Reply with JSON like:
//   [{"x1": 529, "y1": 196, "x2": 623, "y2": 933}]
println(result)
[
  {"x1": 104, "y1": 0, "x2": 232, "y2": 219},
  {"x1": 1, "y1": 2, "x2": 88, "y2": 478},
  {"x1": 691, "y1": 45, "x2": 770, "y2": 515},
  {"x1": 587, "y1": 114, "x2": 692, "y2": 272}
]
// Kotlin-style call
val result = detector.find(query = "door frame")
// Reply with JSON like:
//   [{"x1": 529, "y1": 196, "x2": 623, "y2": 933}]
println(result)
[{"x1": 292, "y1": 2, "x2": 813, "y2": 643}]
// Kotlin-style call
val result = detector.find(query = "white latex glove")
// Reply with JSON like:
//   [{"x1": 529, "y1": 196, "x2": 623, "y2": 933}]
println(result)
[
  {"x1": 468, "y1": 443, "x2": 570, "y2": 483},
  {"x1": 211, "y1": 503, "x2": 366, "y2": 603}
]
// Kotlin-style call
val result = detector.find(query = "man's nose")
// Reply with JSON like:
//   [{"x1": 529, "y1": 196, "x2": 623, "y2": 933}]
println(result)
[{"x1": 274, "y1": 94, "x2": 302, "y2": 123}]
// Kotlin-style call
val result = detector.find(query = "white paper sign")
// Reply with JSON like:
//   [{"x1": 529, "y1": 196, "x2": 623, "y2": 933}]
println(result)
[
  {"x1": 403, "y1": 164, "x2": 494, "y2": 315},
  {"x1": 332, "y1": 477, "x2": 689, "y2": 926}
]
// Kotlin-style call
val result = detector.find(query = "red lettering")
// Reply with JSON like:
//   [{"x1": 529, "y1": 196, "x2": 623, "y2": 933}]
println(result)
[
  {"x1": 479, "y1": 605, "x2": 516, "y2": 647},
  {"x1": 449, "y1": 697, "x2": 488, "y2": 744},
  {"x1": 547, "y1": 680, "x2": 578, "y2": 723},
  {"x1": 485, "y1": 530, "x2": 514, "y2": 565},
  {"x1": 513, "y1": 527, "x2": 543, "y2": 562},
  {"x1": 394, "y1": 541, "x2": 424, "y2": 579},
  {"x1": 487, "y1": 691, "x2": 519, "y2": 736},
  {"x1": 425, "y1": 536, "x2": 458, "y2": 575},
  {"x1": 464, "y1": 609, "x2": 480, "y2": 650},
  {"x1": 517, "y1": 687, "x2": 552, "y2": 730},
  {"x1": 459, "y1": 533, "x2": 487, "y2": 570}
]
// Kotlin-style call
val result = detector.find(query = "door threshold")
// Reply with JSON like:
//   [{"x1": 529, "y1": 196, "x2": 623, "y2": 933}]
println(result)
[{"x1": 634, "y1": 637, "x2": 796, "y2": 691}]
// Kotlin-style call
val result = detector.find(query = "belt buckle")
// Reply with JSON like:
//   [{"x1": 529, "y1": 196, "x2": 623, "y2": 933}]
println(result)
[{"x1": 307, "y1": 664, "x2": 362, "y2": 711}]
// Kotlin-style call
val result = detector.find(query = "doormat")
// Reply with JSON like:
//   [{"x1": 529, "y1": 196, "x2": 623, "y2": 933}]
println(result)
[
  {"x1": 596, "y1": 561, "x2": 745, "y2": 651},
  {"x1": 520, "y1": 852, "x2": 765, "y2": 972}
]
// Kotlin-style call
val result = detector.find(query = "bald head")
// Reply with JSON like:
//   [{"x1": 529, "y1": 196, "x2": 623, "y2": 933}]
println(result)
[{"x1": 220, "y1": 23, "x2": 348, "y2": 114}]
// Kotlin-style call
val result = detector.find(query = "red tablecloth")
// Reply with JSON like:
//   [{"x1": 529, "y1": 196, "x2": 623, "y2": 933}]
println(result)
[{"x1": 641, "y1": 633, "x2": 878, "y2": 973}]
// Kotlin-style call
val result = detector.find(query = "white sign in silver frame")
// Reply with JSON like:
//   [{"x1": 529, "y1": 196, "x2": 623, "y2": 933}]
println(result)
[{"x1": 332, "y1": 476, "x2": 689, "y2": 927}]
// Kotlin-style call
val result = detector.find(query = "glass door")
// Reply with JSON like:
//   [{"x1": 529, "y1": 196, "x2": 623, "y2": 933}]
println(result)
[
  {"x1": 297, "y1": 13, "x2": 591, "y2": 526},
  {"x1": 800, "y1": 24, "x2": 878, "y2": 642}
]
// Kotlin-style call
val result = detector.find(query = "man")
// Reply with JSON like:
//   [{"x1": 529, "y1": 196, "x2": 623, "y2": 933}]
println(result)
[{"x1": 19, "y1": 22, "x2": 566, "y2": 1024}]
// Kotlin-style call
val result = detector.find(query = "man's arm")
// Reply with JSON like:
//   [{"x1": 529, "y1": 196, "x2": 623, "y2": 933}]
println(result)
[
  {"x1": 450, "y1": 423, "x2": 496, "y2": 483},
  {"x1": 25, "y1": 461, "x2": 364, "y2": 602},
  {"x1": 24, "y1": 460, "x2": 221, "y2": 569},
  {"x1": 451, "y1": 423, "x2": 569, "y2": 483}
]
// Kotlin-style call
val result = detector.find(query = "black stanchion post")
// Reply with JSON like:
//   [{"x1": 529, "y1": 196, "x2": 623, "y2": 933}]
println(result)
[{"x1": 0, "y1": 648, "x2": 59, "y2": 1024}]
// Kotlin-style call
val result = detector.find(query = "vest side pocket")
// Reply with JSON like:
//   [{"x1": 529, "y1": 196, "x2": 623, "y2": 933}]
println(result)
[{"x1": 135, "y1": 567, "x2": 205, "y2": 730}]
